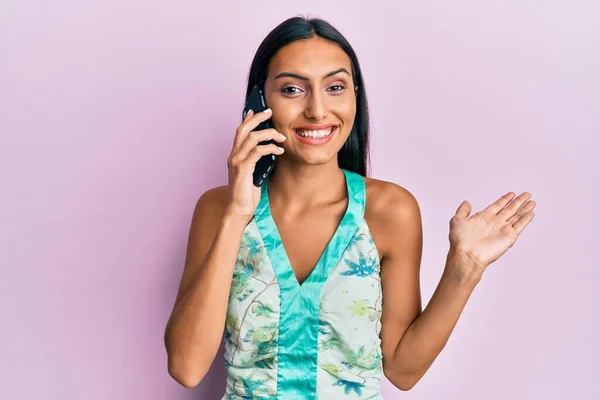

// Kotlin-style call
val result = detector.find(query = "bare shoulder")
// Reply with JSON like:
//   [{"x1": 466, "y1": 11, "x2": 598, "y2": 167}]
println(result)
[
  {"x1": 363, "y1": 176, "x2": 422, "y2": 260},
  {"x1": 363, "y1": 176, "x2": 421, "y2": 229},
  {"x1": 194, "y1": 185, "x2": 229, "y2": 217},
  {"x1": 187, "y1": 184, "x2": 230, "y2": 253}
]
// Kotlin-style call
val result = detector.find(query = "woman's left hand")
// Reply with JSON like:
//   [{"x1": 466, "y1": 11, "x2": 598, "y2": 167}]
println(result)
[{"x1": 448, "y1": 192, "x2": 537, "y2": 277}]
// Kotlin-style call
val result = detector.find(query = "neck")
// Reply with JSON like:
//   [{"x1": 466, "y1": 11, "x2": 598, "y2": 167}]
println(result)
[{"x1": 266, "y1": 157, "x2": 346, "y2": 212}]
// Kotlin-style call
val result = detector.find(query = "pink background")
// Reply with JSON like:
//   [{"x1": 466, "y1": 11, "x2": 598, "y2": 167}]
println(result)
[{"x1": 2, "y1": 1, "x2": 598, "y2": 399}]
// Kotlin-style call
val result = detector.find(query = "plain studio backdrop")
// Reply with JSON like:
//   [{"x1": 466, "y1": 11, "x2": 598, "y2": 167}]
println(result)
[{"x1": 1, "y1": 1, "x2": 598, "y2": 399}]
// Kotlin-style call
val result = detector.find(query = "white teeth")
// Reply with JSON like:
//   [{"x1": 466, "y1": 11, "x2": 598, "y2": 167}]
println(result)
[{"x1": 296, "y1": 127, "x2": 334, "y2": 138}]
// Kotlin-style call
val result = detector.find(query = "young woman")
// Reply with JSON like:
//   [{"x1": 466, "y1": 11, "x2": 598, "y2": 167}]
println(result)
[{"x1": 164, "y1": 16, "x2": 536, "y2": 399}]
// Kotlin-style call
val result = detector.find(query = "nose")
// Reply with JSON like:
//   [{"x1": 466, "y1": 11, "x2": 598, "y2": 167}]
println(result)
[{"x1": 303, "y1": 91, "x2": 326, "y2": 121}]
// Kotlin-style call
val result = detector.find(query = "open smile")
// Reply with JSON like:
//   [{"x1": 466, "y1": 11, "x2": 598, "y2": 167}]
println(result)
[{"x1": 293, "y1": 125, "x2": 337, "y2": 145}]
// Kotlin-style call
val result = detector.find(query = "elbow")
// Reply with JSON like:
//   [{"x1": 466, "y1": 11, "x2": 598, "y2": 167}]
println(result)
[
  {"x1": 391, "y1": 379, "x2": 417, "y2": 392},
  {"x1": 398, "y1": 382, "x2": 417, "y2": 392},
  {"x1": 168, "y1": 361, "x2": 205, "y2": 388},
  {"x1": 384, "y1": 367, "x2": 419, "y2": 391},
  {"x1": 164, "y1": 332, "x2": 221, "y2": 388},
  {"x1": 164, "y1": 332, "x2": 209, "y2": 388},
  {"x1": 167, "y1": 354, "x2": 208, "y2": 389}
]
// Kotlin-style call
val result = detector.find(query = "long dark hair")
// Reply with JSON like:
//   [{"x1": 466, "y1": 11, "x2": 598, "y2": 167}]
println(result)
[{"x1": 245, "y1": 16, "x2": 371, "y2": 176}]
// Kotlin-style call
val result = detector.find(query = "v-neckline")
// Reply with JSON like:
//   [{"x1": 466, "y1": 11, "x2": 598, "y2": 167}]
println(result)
[{"x1": 253, "y1": 169, "x2": 365, "y2": 291}]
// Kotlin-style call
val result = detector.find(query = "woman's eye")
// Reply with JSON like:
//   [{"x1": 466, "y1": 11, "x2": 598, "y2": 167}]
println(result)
[
  {"x1": 328, "y1": 85, "x2": 345, "y2": 92},
  {"x1": 281, "y1": 86, "x2": 301, "y2": 94}
]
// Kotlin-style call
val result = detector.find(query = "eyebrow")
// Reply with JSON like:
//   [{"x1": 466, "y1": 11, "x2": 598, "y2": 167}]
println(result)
[{"x1": 273, "y1": 68, "x2": 351, "y2": 81}]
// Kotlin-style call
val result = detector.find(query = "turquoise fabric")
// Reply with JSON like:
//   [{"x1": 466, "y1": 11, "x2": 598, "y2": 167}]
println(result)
[
  {"x1": 254, "y1": 169, "x2": 364, "y2": 398},
  {"x1": 222, "y1": 168, "x2": 384, "y2": 399}
]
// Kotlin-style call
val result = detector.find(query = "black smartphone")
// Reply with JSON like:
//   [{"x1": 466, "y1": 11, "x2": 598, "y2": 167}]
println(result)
[{"x1": 242, "y1": 85, "x2": 277, "y2": 187}]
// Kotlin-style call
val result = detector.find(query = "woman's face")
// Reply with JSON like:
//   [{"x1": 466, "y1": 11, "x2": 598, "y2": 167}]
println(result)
[{"x1": 263, "y1": 36, "x2": 358, "y2": 166}]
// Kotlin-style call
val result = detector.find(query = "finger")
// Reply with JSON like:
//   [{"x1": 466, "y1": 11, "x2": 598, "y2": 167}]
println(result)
[
  {"x1": 236, "y1": 129, "x2": 286, "y2": 161},
  {"x1": 232, "y1": 109, "x2": 255, "y2": 151},
  {"x1": 241, "y1": 107, "x2": 254, "y2": 121},
  {"x1": 243, "y1": 108, "x2": 254, "y2": 122},
  {"x1": 454, "y1": 200, "x2": 472, "y2": 219},
  {"x1": 498, "y1": 192, "x2": 532, "y2": 221},
  {"x1": 506, "y1": 200, "x2": 536, "y2": 225},
  {"x1": 511, "y1": 211, "x2": 535, "y2": 235},
  {"x1": 242, "y1": 143, "x2": 285, "y2": 167},
  {"x1": 485, "y1": 192, "x2": 516, "y2": 215},
  {"x1": 233, "y1": 108, "x2": 273, "y2": 151}
]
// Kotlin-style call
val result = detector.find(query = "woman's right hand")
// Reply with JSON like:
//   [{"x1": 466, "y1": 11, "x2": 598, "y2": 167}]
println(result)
[{"x1": 224, "y1": 108, "x2": 286, "y2": 222}]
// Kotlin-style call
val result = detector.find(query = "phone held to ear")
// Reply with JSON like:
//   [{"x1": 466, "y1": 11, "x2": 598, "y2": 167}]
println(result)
[{"x1": 242, "y1": 85, "x2": 277, "y2": 187}]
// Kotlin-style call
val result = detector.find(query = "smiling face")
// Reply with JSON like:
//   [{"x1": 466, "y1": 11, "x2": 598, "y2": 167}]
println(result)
[{"x1": 263, "y1": 36, "x2": 358, "y2": 166}]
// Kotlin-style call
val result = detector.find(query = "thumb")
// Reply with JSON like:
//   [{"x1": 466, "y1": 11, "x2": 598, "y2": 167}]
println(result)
[{"x1": 454, "y1": 200, "x2": 472, "y2": 219}]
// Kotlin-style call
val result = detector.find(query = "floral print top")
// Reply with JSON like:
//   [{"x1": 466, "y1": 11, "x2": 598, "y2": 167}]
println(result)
[{"x1": 222, "y1": 169, "x2": 384, "y2": 399}]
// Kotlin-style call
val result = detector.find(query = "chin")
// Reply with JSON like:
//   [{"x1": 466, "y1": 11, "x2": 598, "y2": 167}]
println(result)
[
  {"x1": 301, "y1": 156, "x2": 334, "y2": 166},
  {"x1": 293, "y1": 149, "x2": 339, "y2": 166}
]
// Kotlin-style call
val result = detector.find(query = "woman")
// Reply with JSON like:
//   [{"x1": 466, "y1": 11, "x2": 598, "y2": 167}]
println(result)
[{"x1": 164, "y1": 16, "x2": 536, "y2": 399}]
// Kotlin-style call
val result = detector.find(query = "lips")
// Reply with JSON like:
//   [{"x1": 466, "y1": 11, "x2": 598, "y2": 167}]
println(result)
[{"x1": 293, "y1": 126, "x2": 337, "y2": 145}]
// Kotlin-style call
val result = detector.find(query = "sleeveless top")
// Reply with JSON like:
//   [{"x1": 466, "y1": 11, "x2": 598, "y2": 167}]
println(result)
[{"x1": 222, "y1": 169, "x2": 384, "y2": 399}]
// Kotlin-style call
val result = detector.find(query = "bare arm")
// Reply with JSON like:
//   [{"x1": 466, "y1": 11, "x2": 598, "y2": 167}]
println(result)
[
  {"x1": 379, "y1": 186, "x2": 535, "y2": 391},
  {"x1": 385, "y1": 251, "x2": 480, "y2": 390},
  {"x1": 164, "y1": 187, "x2": 249, "y2": 388},
  {"x1": 376, "y1": 184, "x2": 480, "y2": 391},
  {"x1": 164, "y1": 108, "x2": 286, "y2": 388}
]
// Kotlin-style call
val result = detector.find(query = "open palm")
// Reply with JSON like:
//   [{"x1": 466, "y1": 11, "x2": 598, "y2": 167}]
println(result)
[{"x1": 449, "y1": 192, "x2": 537, "y2": 273}]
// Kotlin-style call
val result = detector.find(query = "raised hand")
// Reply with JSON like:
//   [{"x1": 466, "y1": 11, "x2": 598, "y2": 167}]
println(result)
[
  {"x1": 224, "y1": 108, "x2": 286, "y2": 222},
  {"x1": 448, "y1": 192, "x2": 537, "y2": 276}
]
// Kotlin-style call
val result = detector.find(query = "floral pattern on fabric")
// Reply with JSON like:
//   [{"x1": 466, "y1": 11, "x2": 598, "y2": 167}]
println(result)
[
  {"x1": 222, "y1": 217, "x2": 384, "y2": 399},
  {"x1": 223, "y1": 220, "x2": 280, "y2": 400},
  {"x1": 317, "y1": 220, "x2": 384, "y2": 398}
]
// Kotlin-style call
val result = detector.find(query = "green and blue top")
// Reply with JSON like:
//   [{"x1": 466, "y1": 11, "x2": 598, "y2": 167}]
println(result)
[{"x1": 222, "y1": 169, "x2": 384, "y2": 399}]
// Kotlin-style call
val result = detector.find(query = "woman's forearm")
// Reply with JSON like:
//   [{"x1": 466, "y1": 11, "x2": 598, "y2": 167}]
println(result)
[{"x1": 387, "y1": 249, "x2": 482, "y2": 390}]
